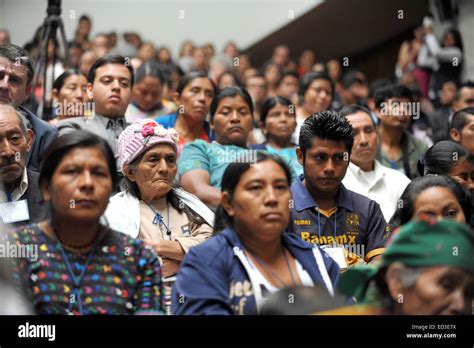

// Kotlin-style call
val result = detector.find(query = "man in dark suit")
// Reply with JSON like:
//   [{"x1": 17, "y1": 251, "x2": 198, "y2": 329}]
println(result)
[
  {"x1": 0, "y1": 105, "x2": 49, "y2": 225},
  {"x1": 0, "y1": 44, "x2": 58, "y2": 172}
]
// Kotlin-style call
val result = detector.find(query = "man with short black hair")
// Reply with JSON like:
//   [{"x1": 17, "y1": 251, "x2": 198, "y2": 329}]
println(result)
[
  {"x1": 454, "y1": 81, "x2": 474, "y2": 110},
  {"x1": 289, "y1": 110, "x2": 389, "y2": 267},
  {"x1": 0, "y1": 44, "x2": 58, "y2": 172},
  {"x1": 450, "y1": 107, "x2": 474, "y2": 155},
  {"x1": 57, "y1": 54, "x2": 134, "y2": 167},
  {"x1": 337, "y1": 70, "x2": 369, "y2": 110},
  {"x1": 374, "y1": 83, "x2": 428, "y2": 179},
  {"x1": 276, "y1": 70, "x2": 299, "y2": 104}
]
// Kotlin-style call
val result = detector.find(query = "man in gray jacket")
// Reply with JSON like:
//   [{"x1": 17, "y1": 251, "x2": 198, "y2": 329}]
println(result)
[
  {"x1": 0, "y1": 105, "x2": 49, "y2": 225},
  {"x1": 57, "y1": 54, "x2": 133, "y2": 169},
  {"x1": 0, "y1": 44, "x2": 58, "y2": 172}
]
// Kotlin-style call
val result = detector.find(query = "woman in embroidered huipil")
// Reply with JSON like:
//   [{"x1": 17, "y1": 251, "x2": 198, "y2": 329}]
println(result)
[{"x1": 9, "y1": 131, "x2": 164, "y2": 315}]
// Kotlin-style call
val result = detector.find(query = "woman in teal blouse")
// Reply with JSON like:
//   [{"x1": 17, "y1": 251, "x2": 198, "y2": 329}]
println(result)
[
  {"x1": 178, "y1": 86, "x2": 255, "y2": 208},
  {"x1": 251, "y1": 96, "x2": 303, "y2": 177}
]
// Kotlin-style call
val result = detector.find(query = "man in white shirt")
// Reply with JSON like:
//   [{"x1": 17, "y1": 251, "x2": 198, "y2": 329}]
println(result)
[{"x1": 340, "y1": 105, "x2": 410, "y2": 221}]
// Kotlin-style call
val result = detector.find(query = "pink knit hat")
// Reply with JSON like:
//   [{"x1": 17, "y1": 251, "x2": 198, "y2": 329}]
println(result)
[{"x1": 118, "y1": 118, "x2": 179, "y2": 172}]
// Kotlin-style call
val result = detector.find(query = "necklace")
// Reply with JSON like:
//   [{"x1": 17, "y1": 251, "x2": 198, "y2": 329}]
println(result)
[
  {"x1": 247, "y1": 247, "x2": 298, "y2": 288},
  {"x1": 143, "y1": 199, "x2": 172, "y2": 239},
  {"x1": 52, "y1": 225, "x2": 103, "y2": 315},
  {"x1": 54, "y1": 225, "x2": 100, "y2": 250},
  {"x1": 56, "y1": 235, "x2": 97, "y2": 250}
]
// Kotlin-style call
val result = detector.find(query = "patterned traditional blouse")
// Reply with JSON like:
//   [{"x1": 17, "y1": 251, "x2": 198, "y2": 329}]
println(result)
[{"x1": 7, "y1": 224, "x2": 164, "y2": 315}]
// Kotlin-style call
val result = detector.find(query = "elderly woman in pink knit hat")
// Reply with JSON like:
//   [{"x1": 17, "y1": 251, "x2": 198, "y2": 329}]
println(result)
[{"x1": 103, "y1": 118, "x2": 214, "y2": 312}]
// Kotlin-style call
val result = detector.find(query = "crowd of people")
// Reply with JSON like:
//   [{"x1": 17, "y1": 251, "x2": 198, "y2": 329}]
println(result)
[{"x1": 0, "y1": 13, "x2": 473, "y2": 316}]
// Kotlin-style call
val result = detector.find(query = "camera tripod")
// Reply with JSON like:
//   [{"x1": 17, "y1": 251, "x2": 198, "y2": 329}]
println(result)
[{"x1": 32, "y1": 0, "x2": 71, "y2": 119}]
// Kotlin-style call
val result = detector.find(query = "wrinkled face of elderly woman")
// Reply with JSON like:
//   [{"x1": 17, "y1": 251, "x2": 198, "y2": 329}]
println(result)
[
  {"x1": 387, "y1": 264, "x2": 474, "y2": 315},
  {"x1": 41, "y1": 146, "x2": 113, "y2": 222},
  {"x1": 125, "y1": 144, "x2": 178, "y2": 202}
]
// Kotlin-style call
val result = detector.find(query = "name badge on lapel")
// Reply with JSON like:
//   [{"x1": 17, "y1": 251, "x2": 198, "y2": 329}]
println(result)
[
  {"x1": 0, "y1": 200, "x2": 30, "y2": 224},
  {"x1": 320, "y1": 245, "x2": 348, "y2": 270},
  {"x1": 181, "y1": 224, "x2": 190, "y2": 237}
]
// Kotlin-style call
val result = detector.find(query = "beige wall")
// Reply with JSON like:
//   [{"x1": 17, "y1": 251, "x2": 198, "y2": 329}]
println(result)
[{"x1": 0, "y1": 0, "x2": 320, "y2": 57}]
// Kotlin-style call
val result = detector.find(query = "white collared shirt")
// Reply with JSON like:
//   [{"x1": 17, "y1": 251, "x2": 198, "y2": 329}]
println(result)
[
  {"x1": 0, "y1": 168, "x2": 29, "y2": 203},
  {"x1": 342, "y1": 160, "x2": 410, "y2": 221}
]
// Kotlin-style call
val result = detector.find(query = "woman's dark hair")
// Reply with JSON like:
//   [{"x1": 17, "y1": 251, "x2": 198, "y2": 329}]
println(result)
[
  {"x1": 342, "y1": 70, "x2": 368, "y2": 90},
  {"x1": 443, "y1": 28, "x2": 463, "y2": 51},
  {"x1": 47, "y1": 37, "x2": 61, "y2": 62},
  {"x1": 40, "y1": 130, "x2": 118, "y2": 190},
  {"x1": 210, "y1": 86, "x2": 254, "y2": 123},
  {"x1": 216, "y1": 71, "x2": 242, "y2": 90},
  {"x1": 262, "y1": 61, "x2": 282, "y2": 79},
  {"x1": 134, "y1": 60, "x2": 165, "y2": 85},
  {"x1": 450, "y1": 107, "x2": 474, "y2": 133},
  {"x1": 276, "y1": 70, "x2": 299, "y2": 88},
  {"x1": 121, "y1": 150, "x2": 205, "y2": 225},
  {"x1": 260, "y1": 95, "x2": 294, "y2": 124},
  {"x1": 213, "y1": 152, "x2": 292, "y2": 234},
  {"x1": 75, "y1": 15, "x2": 91, "y2": 41},
  {"x1": 389, "y1": 175, "x2": 472, "y2": 229},
  {"x1": 298, "y1": 71, "x2": 334, "y2": 101},
  {"x1": 68, "y1": 41, "x2": 84, "y2": 52},
  {"x1": 418, "y1": 140, "x2": 474, "y2": 176},
  {"x1": 176, "y1": 70, "x2": 217, "y2": 95},
  {"x1": 120, "y1": 150, "x2": 146, "y2": 200},
  {"x1": 52, "y1": 69, "x2": 87, "y2": 91},
  {"x1": 374, "y1": 83, "x2": 413, "y2": 109},
  {"x1": 369, "y1": 79, "x2": 392, "y2": 100},
  {"x1": 155, "y1": 62, "x2": 183, "y2": 89},
  {"x1": 299, "y1": 110, "x2": 354, "y2": 157},
  {"x1": 79, "y1": 15, "x2": 91, "y2": 24}
]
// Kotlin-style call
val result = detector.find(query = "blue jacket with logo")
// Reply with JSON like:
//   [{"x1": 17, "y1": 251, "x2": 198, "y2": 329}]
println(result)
[
  {"x1": 289, "y1": 175, "x2": 389, "y2": 263},
  {"x1": 171, "y1": 227, "x2": 340, "y2": 315}
]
